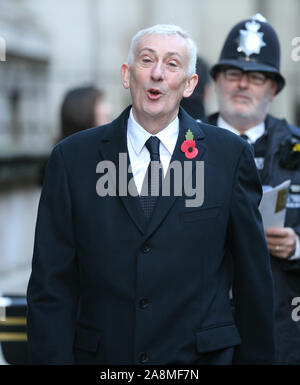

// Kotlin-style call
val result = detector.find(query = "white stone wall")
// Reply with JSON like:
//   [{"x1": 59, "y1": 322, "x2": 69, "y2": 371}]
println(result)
[
  {"x1": 15, "y1": 0, "x2": 300, "y2": 137},
  {"x1": 0, "y1": 186, "x2": 41, "y2": 295},
  {"x1": 0, "y1": 0, "x2": 300, "y2": 296},
  {"x1": 1, "y1": 0, "x2": 300, "y2": 143},
  {"x1": 0, "y1": 0, "x2": 50, "y2": 152},
  {"x1": 261, "y1": 0, "x2": 300, "y2": 122}
]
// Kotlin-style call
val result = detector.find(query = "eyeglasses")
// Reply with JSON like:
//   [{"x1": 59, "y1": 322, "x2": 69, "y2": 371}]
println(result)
[{"x1": 221, "y1": 67, "x2": 274, "y2": 85}]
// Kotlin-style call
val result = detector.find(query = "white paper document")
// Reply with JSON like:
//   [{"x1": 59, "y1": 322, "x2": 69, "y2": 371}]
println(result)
[{"x1": 259, "y1": 180, "x2": 291, "y2": 229}]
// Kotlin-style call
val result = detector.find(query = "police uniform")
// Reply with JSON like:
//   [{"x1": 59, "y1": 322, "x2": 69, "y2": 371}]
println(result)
[{"x1": 206, "y1": 14, "x2": 300, "y2": 364}]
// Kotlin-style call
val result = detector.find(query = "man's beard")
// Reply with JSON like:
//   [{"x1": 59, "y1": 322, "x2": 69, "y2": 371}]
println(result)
[{"x1": 217, "y1": 92, "x2": 270, "y2": 130}]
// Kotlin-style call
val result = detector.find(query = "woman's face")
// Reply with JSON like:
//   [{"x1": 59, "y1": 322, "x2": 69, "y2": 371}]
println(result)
[{"x1": 94, "y1": 97, "x2": 111, "y2": 126}]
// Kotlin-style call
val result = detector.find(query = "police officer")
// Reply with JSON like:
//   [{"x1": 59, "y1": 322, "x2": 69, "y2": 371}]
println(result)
[{"x1": 206, "y1": 14, "x2": 300, "y2": 364}]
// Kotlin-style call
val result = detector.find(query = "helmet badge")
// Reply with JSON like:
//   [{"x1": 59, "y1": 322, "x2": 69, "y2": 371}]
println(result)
[{"x1": 237, "y1": 20, "x2": 266, "y2": 61}]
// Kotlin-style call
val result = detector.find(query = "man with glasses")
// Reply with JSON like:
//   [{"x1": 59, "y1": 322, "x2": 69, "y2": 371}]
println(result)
[{"x1": 206, "y1": 14, "x2": 300, "y2": 364}]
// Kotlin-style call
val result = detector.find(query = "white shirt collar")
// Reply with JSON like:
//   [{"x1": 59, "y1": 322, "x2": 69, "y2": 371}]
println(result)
[
  {"x1": 217, "y1": 115, "x2": 265, "y2": 144},
  {"x1": 127, "y1": 108, "x2": 179, "y2": 156}
]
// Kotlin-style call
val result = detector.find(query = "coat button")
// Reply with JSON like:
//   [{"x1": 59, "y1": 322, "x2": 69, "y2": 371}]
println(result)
[
  {"x1": 139, "y1": 352, "x2": 149, "y2": 364},
  {"x1": 141, "y1": 244, "x2": 151, "y2": 253},
  {"x1": 139, "y1": 298, "x2": 149, "y2": 309}
]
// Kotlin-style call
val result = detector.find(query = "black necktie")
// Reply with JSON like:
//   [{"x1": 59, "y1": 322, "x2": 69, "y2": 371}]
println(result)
[
  {"x1": 240, "y1": 134, "x2": 249, "y2": 142},
  {"x1": 139, "y1": 136, "x2": 163, "y2": 220},
  {"x1": 253, "y1": 134, "x2": 267, "y2": 158}
]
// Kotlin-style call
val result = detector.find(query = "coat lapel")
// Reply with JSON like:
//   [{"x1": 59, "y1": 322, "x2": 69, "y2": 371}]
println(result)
[
  {"x1": 98, "y1": 106, "x2": 207, "y2": 238},
  {"x1": 98, "y1": 106, "x2": 147, "y2": 234},
  {"x1": 143, "y1": 108, "x2": 206, "y2": 240}
]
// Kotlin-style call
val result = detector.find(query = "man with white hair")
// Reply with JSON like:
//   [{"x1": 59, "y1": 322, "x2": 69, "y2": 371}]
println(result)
[{"x1": 27, "y1": 24, "x2": 275, "y2": 365}]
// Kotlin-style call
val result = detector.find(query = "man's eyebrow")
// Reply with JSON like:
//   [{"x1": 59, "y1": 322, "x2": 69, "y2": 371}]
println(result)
[
  {"x1": 137, "y1": 48, "x2": 183, "y2": 59},
  {"x1": 138, "y1": 47, "x2": 156, "y2": 55},
  {"x1": 166, "y1": 51, "x2": 183, "y2": 60}
]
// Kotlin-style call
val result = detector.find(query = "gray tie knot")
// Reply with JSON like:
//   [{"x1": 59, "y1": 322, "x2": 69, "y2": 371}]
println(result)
[{"x1": 145, "y1": 136, "x2": 160, "y2": 161}]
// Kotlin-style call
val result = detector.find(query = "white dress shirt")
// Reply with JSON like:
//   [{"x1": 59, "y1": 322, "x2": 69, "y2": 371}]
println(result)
[
  {"x1": 127, "y1": 108, "x2": 179, "y2": 195},
  {"x1": 217, "y1": 116, "x2": 265, "y2": 144},
  {"x1": 217, "y1": 115, "x2": 300, "y2": 260}
]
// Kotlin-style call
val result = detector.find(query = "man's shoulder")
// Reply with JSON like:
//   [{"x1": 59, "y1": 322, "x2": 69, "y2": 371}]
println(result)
[
  {"x1": 266, "y1": 114, "x2": 299, "y2": 133},
  {"x1": 57, "y1": 106, "x2": 131, "y2": 151},
  {"x1": 199, "y1": 112, "x2": 243, "y2": 140},
  {"x1": 201, "y1": 112, "x2": 218, "y2": 126},
  {"x1": 58, "y1": 123, "x2": 110, "y2": 147},
  {"x1": 52, "y1": 125, "x2": 109, "y2": 162},
  {"x1": 181, "y1": 109, "x2": 243, "y2": 150},
  {"x1": 197, "y1": 119, "x2": 246, "y2": 147}
]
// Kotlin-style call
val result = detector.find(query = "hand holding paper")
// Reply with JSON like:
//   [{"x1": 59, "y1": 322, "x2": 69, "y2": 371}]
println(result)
[
  {"x1": 259, "y1": 180, "x2": 298, "y2": 259},
  {"x1": 265, "y1": 226, "x2": 297, "y2": 259},
  {"x1": 259, "y1": 180, "x2": 291, "y2": 229}
]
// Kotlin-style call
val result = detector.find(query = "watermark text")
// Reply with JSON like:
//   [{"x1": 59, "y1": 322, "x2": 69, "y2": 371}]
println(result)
[
  {"x1": 291, "y1": 297, "x2": 300, "y2": 321},
  {"x1": 96, "y1": 154, "x2": 204, "y2": 208},
  {"x1": 291, "y1": 37, "x2": 300, "y2": 62}
]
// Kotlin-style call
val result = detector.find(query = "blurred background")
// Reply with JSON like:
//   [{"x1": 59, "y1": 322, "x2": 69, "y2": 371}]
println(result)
[{"x1": 0, "y1": 0, "x2": 300, "y2": 363}]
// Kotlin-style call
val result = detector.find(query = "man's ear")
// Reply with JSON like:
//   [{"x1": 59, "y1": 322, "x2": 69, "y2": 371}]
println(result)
[
  {"x1": 215, "y1": 72, "x2": 221, "y2": 82},
  {"x1": 121, "y1": 63, "x2": 130, "y2": 89},
  {"x1": 183, "y1": 74, "x2": 198, "y2": 98}
]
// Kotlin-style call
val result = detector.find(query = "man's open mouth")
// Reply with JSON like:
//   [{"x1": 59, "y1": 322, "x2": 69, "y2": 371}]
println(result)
[{"x1": 147, "y1": 88, "x2": 163, "y2": 100}]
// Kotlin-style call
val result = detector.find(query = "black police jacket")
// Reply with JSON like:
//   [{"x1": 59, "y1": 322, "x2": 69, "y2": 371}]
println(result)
[{"x1": 206, "y1": 112, "x2": 300, "y2": 364}]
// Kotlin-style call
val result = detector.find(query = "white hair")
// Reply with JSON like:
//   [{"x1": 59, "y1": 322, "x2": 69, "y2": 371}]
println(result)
[{"x1": 127, "y1": 24, "x2": 198, "y2": 77}]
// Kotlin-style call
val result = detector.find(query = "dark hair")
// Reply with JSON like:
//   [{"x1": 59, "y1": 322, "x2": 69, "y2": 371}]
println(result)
[
  {"x1": 60, "y1": 86, "x2": 103, "y2": 139},
  {"x1": 180, "y1": 56, "x2": 210, "y2": 120}
]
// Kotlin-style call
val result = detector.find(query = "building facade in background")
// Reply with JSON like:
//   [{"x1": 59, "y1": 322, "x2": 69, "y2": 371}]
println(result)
[{"x1": 0, "y1": 0, "x2": 300, "y2": 294}]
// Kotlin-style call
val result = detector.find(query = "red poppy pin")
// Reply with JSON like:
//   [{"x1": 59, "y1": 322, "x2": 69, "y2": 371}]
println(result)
[{"x1": 181, "y1": 129, "x2": 198, "y2": 159}]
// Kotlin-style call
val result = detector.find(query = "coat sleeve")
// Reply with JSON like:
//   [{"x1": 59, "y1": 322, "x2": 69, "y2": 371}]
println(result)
[
  {"x1": 228, "y1": 143, "x2": 275, "y2": 364},
  {"x1": 26, "y1": 144, "x2": 79, "y2": 364}
]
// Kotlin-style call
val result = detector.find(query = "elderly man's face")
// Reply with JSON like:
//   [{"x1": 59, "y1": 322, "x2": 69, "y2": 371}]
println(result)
[
  {"x1": 121, "y1": 33, "x2": 198, "y2": 127},
  {"x1": 215, "y1": 69, "x2": 277, "y2": 129}
]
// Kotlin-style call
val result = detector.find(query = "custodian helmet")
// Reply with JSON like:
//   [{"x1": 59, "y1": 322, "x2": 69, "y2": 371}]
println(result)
[{"x1": 210, "y1": 14, "x2": 285, "y2": 93}]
